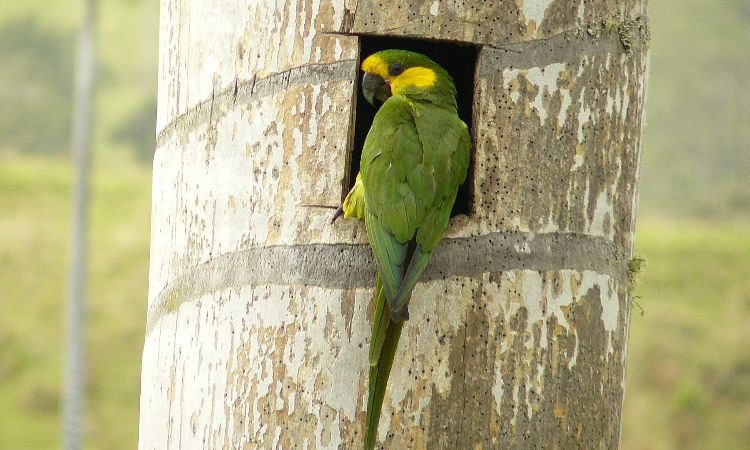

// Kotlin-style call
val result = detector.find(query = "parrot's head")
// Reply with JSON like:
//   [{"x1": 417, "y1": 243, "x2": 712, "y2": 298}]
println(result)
[{"x1": 360, "y1": 49, "x2": 457, "y2": 109}]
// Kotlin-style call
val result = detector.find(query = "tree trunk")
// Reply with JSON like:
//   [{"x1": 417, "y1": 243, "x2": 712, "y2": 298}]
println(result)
[
  {"x1": 139, "y1": 1, "x2": 648, "y2": 449},
  {"x1": 64, "y1": 1, "x2": 96, "y2": 449}
]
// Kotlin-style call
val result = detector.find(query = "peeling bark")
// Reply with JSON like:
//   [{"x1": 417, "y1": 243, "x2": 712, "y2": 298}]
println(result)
[{"x1": 139, "y1": 0, "x2": 648, "y2": 448}]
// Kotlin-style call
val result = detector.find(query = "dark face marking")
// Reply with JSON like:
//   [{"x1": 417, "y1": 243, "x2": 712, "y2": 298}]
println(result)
[{"x1": 388, "y1": 63, "x2": 405, "y2": 76}]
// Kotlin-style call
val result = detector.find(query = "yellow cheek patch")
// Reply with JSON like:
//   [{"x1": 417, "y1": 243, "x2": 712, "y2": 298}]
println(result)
[
  {"x1": 390, "y1": 67, "x2": 437, "y2": 95},
  {"x1": 361, "y1": 54, "x2": 389, "y2": 79}
]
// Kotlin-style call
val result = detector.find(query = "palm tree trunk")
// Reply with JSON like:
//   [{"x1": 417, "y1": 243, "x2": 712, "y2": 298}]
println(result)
[{"x1": 139, "y1": 1, "x2": 649, "y2": 448}]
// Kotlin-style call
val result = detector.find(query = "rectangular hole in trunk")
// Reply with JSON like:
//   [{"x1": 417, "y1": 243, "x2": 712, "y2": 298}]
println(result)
[{"x1": 350, "y1": 35, "x2": 480, "y2": 217}]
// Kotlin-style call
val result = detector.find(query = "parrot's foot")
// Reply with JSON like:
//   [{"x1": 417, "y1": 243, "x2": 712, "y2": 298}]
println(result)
[
  {"x1": 331, "y1": 206, "x2": 344, "y2": 224},
  {"x1": 390, "y1": 306, "x2": 410, "y2": 322}
]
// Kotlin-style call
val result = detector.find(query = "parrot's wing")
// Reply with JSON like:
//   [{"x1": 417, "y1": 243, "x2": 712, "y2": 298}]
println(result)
[
  {"x1": 362, "y1": 97, "x2": 471, "y2": 319},
  {"x1": 388, "y1": 116, "x2": 471, "y2": 317},
  {"x1": 364, "y1": 208, "x2": 408, "y2": 301},
  {"x1": 361, "y1": 97, "x2": 422, "y2": 301}
]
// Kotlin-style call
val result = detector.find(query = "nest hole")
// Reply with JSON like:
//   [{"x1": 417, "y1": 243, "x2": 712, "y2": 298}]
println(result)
[{"x1": 349, "y1": 34, "x2": 480, "y2": 217}]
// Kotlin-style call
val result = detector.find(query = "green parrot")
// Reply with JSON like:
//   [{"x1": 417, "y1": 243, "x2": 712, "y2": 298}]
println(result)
[{"x1": 333, "y1": 49, "x2": 470, "y2": 449}]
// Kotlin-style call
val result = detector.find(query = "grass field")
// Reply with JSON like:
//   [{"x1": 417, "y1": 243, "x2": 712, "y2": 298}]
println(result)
[
  {"x1": 622, "y1": 219, "x2": 750, "y2": 449},
  {"x1": 0, "y1": 156, "x2": 150, "y2": 449},
  {"x1": 1, "y1": 156, "x2": 748, "y2": 449}
]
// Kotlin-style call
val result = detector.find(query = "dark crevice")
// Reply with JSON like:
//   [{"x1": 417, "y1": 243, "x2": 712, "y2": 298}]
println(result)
[{"x1": 351, "y1": 35, "x2": 480, "y2": 217}]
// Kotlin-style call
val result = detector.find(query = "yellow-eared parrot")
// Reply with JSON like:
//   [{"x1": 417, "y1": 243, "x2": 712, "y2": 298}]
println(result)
[{"x1": 333, "y1": 49, "x2": 471, "y2": 449}]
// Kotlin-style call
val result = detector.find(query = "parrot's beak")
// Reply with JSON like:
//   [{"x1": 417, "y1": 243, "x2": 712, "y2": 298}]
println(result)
[{"x1": 362, "y1": 72, "x2": 391, "y2": 107}]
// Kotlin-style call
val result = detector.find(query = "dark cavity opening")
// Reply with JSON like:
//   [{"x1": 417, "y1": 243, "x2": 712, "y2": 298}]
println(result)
[{"x1": 350, "y1": 35, "x2": 479, "y2": 217}]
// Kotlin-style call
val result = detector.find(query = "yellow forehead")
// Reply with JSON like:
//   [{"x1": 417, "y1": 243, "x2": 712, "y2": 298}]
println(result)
[
  {"x1": 361, "y1": 54, "x2": 390, "y2": 79},
  {"x1": 361, "y1": 53, "x2": 438, "y2": 95}
]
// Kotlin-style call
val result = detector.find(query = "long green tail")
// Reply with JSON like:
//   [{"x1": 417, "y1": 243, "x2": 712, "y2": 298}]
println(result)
[{"x1": 365, "y1": 275, "x2": 406, "y2": 449}]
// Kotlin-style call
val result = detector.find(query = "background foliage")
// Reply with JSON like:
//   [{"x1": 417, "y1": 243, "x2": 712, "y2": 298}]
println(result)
[{"x1": 0, "y1": 0, "x2": 747, "y2": 448}]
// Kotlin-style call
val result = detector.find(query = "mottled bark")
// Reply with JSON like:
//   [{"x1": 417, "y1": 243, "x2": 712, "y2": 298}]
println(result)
[{"x1": 139, "y1": 1, "x2": 648, "y2": 448}]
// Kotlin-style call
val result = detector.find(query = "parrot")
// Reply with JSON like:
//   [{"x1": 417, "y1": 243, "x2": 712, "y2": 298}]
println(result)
[{"x1": 332, "y1": 49, "x2": 470, "y2": 449}]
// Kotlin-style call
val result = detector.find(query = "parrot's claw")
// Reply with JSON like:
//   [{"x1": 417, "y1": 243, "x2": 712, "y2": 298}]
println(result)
[{"x1": 331, "y1": 206, "x2": 344, "y2": 224}]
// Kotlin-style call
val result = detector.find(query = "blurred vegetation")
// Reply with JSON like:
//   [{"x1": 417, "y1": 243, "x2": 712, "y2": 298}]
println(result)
[
  {"x1": 639, "y1": 0, "x2": 750, "y2": 219},
  {"x1": 0, "y1": 157, "x2": 150, "y2": 449},
  {"x1": 0, "y1": 0, "x2": 158, "y2": 160},
  {"x1": 0, "y1": 19, "x2": 74, "y2": 155},
  {"x1": 622, "y1": 221, "x2": 750, "y2": 449},
  {"x1": 0, "y1": 0, "x2": 748, "y2": 449}
]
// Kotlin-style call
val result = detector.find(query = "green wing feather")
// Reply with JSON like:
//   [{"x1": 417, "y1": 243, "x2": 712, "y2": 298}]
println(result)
[
  {"x1": 364, "y1": 208, "x2": 406, "y2": 301},
  {"x1": 388, "y1": 111, "x2": 471, "y2": 316}
]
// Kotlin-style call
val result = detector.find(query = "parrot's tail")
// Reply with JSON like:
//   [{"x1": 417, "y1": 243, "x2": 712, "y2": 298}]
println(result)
[{"x1": 364, "y1": 274, "x2": 405, "y2": 450}]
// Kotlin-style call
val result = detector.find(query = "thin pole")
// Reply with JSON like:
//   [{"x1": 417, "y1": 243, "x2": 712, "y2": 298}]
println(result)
[{"x1": 64, "y1": 0, "x2": 96, "y2": 449}]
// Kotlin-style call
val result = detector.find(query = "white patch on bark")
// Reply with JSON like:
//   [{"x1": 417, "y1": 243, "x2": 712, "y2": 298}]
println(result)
[
  {"x1": 558, "y1": 87, "x2": 572, "y2": 127},
  {"x1": 587, "y1": 189, "x2": 615, "y2": 239},
  {"x1": 511, "y1": 381, "x2": 520, "y2": 425},
  {"x1": 614, "y1": 86, "x2": 622, "y2": 114},
  {"x1": 307, "y1": 85, "x2": 320, "y2": 144},
  {"x1": 334, "y1": 39, "x2": 343, "y2": 60},
  {"x1": 522, "y1": 271, "x2": 545, "y2": 325},
  {"x1": 522, "y1": 0, "x2": 554, "y2": 29},
  {"x1": 568, "y1": 329, "x2": 579, "y2": 369},
  {"x1": 578, "y1": 271, "x2": 619, "y2": 355},
  {"x1": 503, "y1": 63, "x2": 567, "y2": 126},
  {"x1": 429, "y1": 0, "x2": 440, "y2": 16},
  {"x1": 546, "y1": 273, "x2": 574, "y2": 331},
  {"x1": 540, "y1": 216, "x2": 560, "y2": 233},
  {"x1": 492, "y1": 358, "x2": 505, "y2": 414},
  {"x1": 331, "y1": 0, "x2": 345, "y2": 29},
  {"x1": 502, "y1": 70, "x2": 519, "y2": 98},
  {"x1": 302, "y1": 0, "x2": 321, "y2": 61},
  {"x1": 577, "y1": 100, "x2": 591, "y2": 144},
  {"x1": 572, "y1": 153, "x2": 585, "y2": 170}
]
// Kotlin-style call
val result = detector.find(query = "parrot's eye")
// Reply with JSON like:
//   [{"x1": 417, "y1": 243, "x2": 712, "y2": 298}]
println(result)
[{"x1": 388, "y1": 63, "x2": 405, "y2": 76}]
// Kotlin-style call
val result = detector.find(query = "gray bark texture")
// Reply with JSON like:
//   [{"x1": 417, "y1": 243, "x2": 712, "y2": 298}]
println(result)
[{"x1": 139, "y1": 1, "x2": 649, "y2": 449}]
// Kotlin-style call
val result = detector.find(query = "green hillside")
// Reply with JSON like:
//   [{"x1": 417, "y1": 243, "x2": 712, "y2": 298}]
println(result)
[
  {"x1": 623, "y1": 221, "x2": 750, "y2": 449},
  {"x1": 0, "y1": 157, "x2": 150, "y2": 449},
  {"x1": 0, "y1": 0, "x2": 158, "y2": 161},
  {"x1": 639, "y1": 0, "x2": 750, "y2": 219}
]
